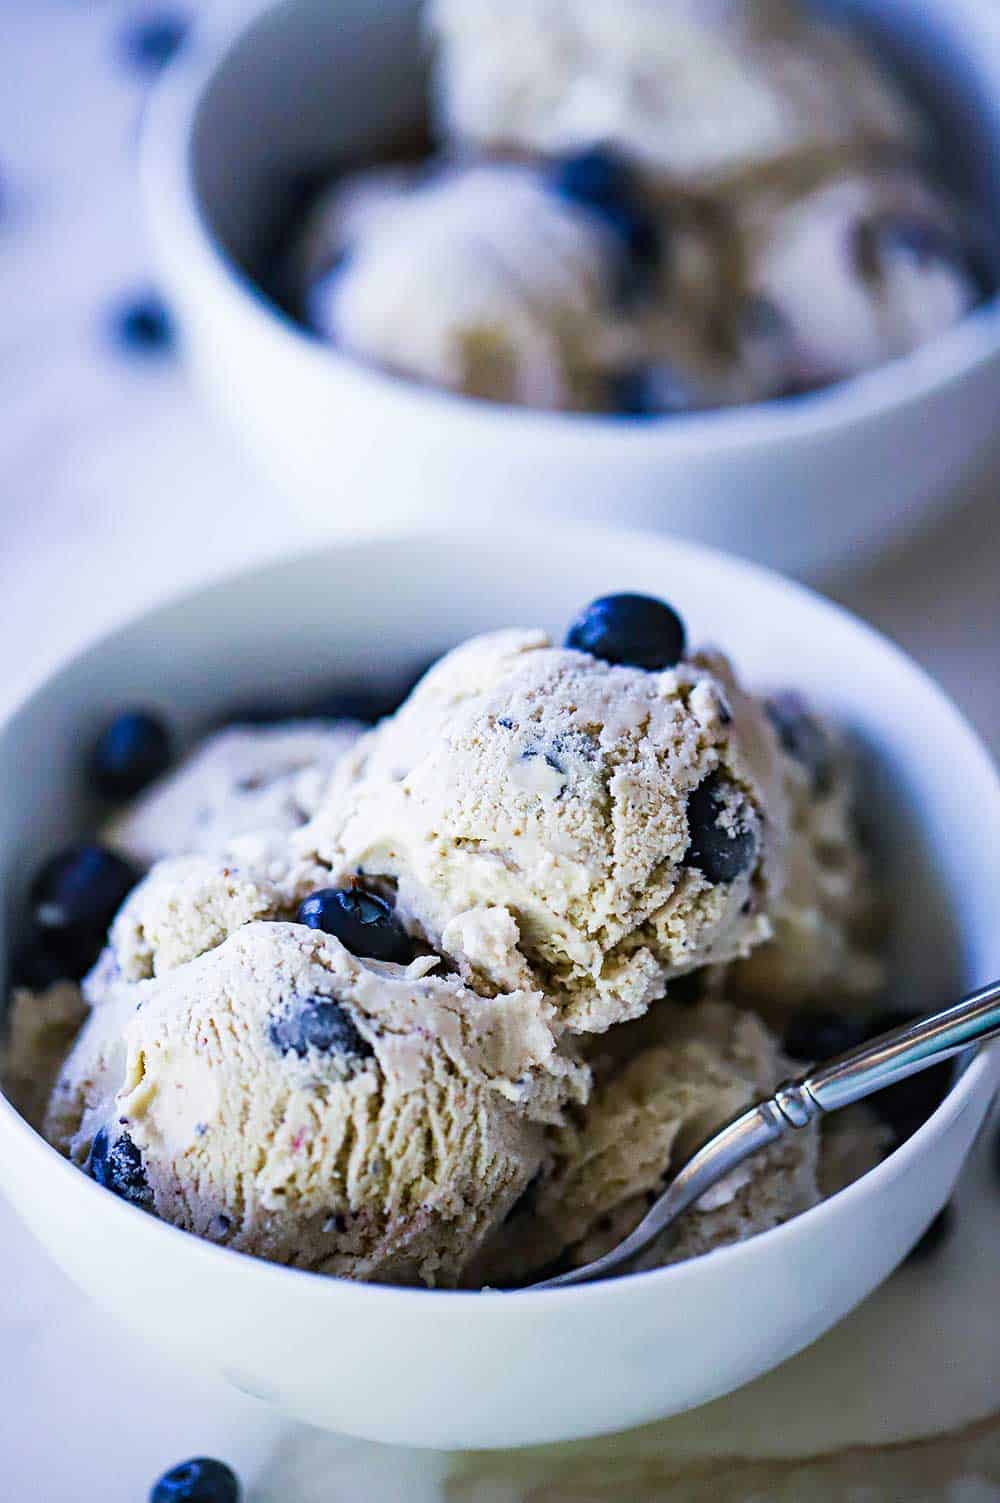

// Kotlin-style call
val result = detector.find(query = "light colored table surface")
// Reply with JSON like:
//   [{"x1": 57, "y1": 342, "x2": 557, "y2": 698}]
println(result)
[{"x1": 1, "y1": 4, "x2": 998, "y2": 1499}]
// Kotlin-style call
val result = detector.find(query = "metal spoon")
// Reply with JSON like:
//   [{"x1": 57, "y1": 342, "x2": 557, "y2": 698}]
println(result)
[{"x1": 527, "y1": 978, "x2": 1000, "y2": 1291}]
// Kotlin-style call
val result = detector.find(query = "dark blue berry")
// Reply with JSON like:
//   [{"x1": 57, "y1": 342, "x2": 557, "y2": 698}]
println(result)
[
  {"x1": 297, "y1": 887, "x2": 413, "y2": 964},
  {"x1": 683, "y1": 774, "x2": 756, "y2": 885},
  {"x1": 92, "y1": 710, "x2": 173, "y2": 800},
  {"x1": 551, "y1": 147, "x2": 639, "y2": 211},
  {"x1": 863, "y1": 1009, "x2": 954, "y2": 1140},
  {"x1": 765, "y1": 694, "x2": 833, "y2": 794},
  {"x1": 609, "y1": 366, "x2": 694, "y2": 418},
  {"x1": 9, "y1": 932, "x2": 70, "y2": 990},
  {"x1": 905, "y1": 1203, "x2": 955, "y2": 1265},
  {"x1": 269, "y1": 996, "x2": 374, "y2": 1061},
  {"x1": 150, "y1": 1456, "x2": 240, "y2": 1503},
  {"x1": 89, "y1": 1128, "x2": 151, "y2": 1207},
  {"x1": 109, "y1": 292, "x2": 174, "y2": 355},
  {"x1": 783, "y1": 1008, "x2": 862, "y2": 1064},
  {"x1": 550, "y1": 147, "x2": 662, "y2": 303},
  {"x1": 120, "y1": 12, "x2": 190, "y2": 73},
  {"x1": 565, "y1": 593, "x2": 686, "y2": 671},
  {"x1": 30, "y1": 845, "x2": 140, "y2": 979}
]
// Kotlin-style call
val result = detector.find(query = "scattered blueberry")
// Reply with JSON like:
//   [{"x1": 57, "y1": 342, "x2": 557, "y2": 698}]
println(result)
[
  {"x1": 550, "y1": 146, "x2": 662, "y2": 303},
  {"x1": 683, "y1": 773, "x2": 757, "y2": 885},
  {"x1": 609, "y1": 365, "x2": 695, "y2": 418},
  {"x1": 89, "y1": 1128, "x2": 151, "y2": 1207},
  {"x1": 150, "y1": 1456, "x2": 241, "y2": 1503},
  {"x1": 783, "y1": 1008, "x2": 862, "y2": 1064},
  {"x1": 862, "y1": 1009, "x2": 954, "y2": 1140},
  {"x1": 297, "y1": 887, "x2": 413, "y2": 964},
  {"x1": 92, "y1": 710, "x2": 173, "y2": 800},
  {"x1": 30, "y1": 845, "x2": 140, "y2": 979},
  {"x1": 269, "y1": 996, "x2": 374, "y2": 1061},
  {"x1": 120, "y1": 12, "x2": 190, "y2": 74},
  {"x1": 564, "y1": 593, "x2": 686, "y2": 671},
  {"x1": 109, "y1": 292, "x2": 174, "y2": 355},
  {"x1": 905, "y1": 1203, "x2": 955, "y2": 1265},
  {"x1": 765, "y1": 693, "x2": 833, "y2": 794}
]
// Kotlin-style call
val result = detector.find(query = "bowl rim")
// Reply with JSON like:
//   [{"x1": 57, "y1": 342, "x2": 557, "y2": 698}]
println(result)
[
  {"x1": 141, "y1": 0, "x2": 1000, "y2": 457},
  {"x1": 2, "y1": 521, "x2": 998, "y2": 1311}
]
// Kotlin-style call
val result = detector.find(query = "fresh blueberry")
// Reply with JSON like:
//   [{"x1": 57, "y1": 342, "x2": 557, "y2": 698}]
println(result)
[
  {"x1": 150, "y1": 1457, "x2": 240, "y2": 1503},
  {"x1": 609, "y1": 366, "x2": 695, "y2": 418},
  {"x1": 683, "y1": 773, "x2": 757, "y2": 885},
  {"x1": 297, "y1": 887, "x2": 413, "y2": 964},
  {"x1": 904, "y1": 1203, "x2": 956, "y2": 1265},
  {"x1": 565, "y1": 593, "x2": 686, "y2": 671},
  {"x1": 30, "y1": 845, "x2": 140, "y2": 979},
  {"x1": 269, "y1": 996, "x2": 374, "y2": 1061},
  {"x1": 550, "y1": 146, "x2": 662, "y2": 303},
  {"x1": 863, "y1": 1009, "x2": 954, "y2": 1140},
  {"x1": 109, "y1": 292, "x2": 174, "y2": 355},
  {"x1": 667, "y1": 971, "x2": 709, "y2": 1007},
  {"x1": 550, "y1": 146, "x2": 639, "y2": 212},
  {"x1": 120, "y1": 12, "x2": 190, "y2": 73},
  {"x1": 783, "y1": 1008, "x2": 862, "y2": 1064},
  {"x1": 89, "y1": 1128, "x2": 151, "y2": 1207},
  {"x1": 9, "y1": 932, "x2": 70, "y2": 990},
  {"x1": 765, "y1": 693, "x2": 833, "y2": 794},
  {"x1": 92, "y1": 710, "x2": 173, "y2": 800}
]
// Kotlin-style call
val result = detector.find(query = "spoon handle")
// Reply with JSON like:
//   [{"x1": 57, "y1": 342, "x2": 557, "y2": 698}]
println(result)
[{"x1": 783, "y1": 976, "x2": 1000, "y2": 1123}]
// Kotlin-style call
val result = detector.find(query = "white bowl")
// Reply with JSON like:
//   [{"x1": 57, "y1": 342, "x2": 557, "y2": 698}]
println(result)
[
  {"x1": 1, "y1": 525, "x2": 998, "y2": 1450},
  {"x1": 140, "y1": 0, "x2": 1000, "y2": 578}
]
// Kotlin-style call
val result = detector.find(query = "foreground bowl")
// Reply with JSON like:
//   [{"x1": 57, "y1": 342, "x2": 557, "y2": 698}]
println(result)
[
  {"x1": 1, "y1": 525, "x2": 998, "y2": 1449},
  {"x1": 141, "y1": 0, "x2": 1000, "y2": 577}
]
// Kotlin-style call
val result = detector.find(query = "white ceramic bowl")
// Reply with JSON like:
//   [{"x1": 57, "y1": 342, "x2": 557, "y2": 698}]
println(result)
[
  {"x1": 140, "y1": 0, "x2": 1000, "y2": 578},
  {"x1": 1, "y1": 525, "x2": 998, "y2": 1449}
]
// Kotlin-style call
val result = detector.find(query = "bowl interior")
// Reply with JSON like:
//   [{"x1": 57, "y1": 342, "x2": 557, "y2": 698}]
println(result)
[
  {"x1": 190, "y1": 0, "x2": 1000, "y2": 298},
  {"x1": 2, "y1": 527, "x2": 997, "y2": 1029}
]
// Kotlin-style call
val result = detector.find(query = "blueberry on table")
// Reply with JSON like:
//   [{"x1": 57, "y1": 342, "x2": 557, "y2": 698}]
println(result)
[
  {"x1": 88, "y1": 1128, "x2": 151, "y2": 1207},
  {"x1": 683, "y1": 774, "x2": 756, "y2": 886},
  {"x1": 564, "y1": 593, "x2": 687, "y2": 671},
  {"x1": 30, "y1": 845, "x2": 140, "y2": 979},
  {"x1": 120, "y1": 12, "x2": 190, "y2": 74},
  {"x1": 269, "y1": 997, "x2": 374, "y2": 1062},
  {"x1": 904, "y1": 1203, "x2": 956, "y2": 1265},
  {"x1": 783, "y1": 1008, "x2": 862, "y2": 1064},
  {"x1": 108, "y1": 292, "x2": 174, "y2": 355},
  {"x1": 765, "y1": 693, "x2": 833, "y2": 793},
  {"x1": 150, "y1": 1457, "x2": 241, "y2": 1503},
  {"x1": 92, "y1": 709, "x2": 173, "y2": 799},
  {"x1": 297, "y1": 887, "x2": 414, "y2": 964}
]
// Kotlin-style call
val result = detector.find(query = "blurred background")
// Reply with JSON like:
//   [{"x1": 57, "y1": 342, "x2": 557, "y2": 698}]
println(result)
[{"x1": 1, "y1": 3, "x2": 999, "y2": 1498}]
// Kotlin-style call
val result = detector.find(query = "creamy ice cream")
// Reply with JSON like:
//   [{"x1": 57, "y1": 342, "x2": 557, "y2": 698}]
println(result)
[
  {"x1": 46, "y1": 921, "x2": 588, "y2": 1285},
  {"x1": 473, "y1": 999, "x2": 821, "y2": 1285},
  {"x1": 428, "y1": 0, "x2": 917, "y2": 189},
  {"x1": 729, "y1": 694, "x2": 885, "y2": 1017},
  {"x1": 104, "y1": 721, "x2": 362, "y2": 867},
  {"x1": 298, "y1": 629, "x2": 787, "y2": 1032}
]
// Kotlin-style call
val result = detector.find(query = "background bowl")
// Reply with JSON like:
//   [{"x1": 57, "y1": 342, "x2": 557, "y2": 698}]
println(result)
[
  {"x1": 1, "y1": 525, "x2": 998, "y2": 1450},
  {"x1": 140, "y1": 0, "x2": 1000, "y2": 578}
]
